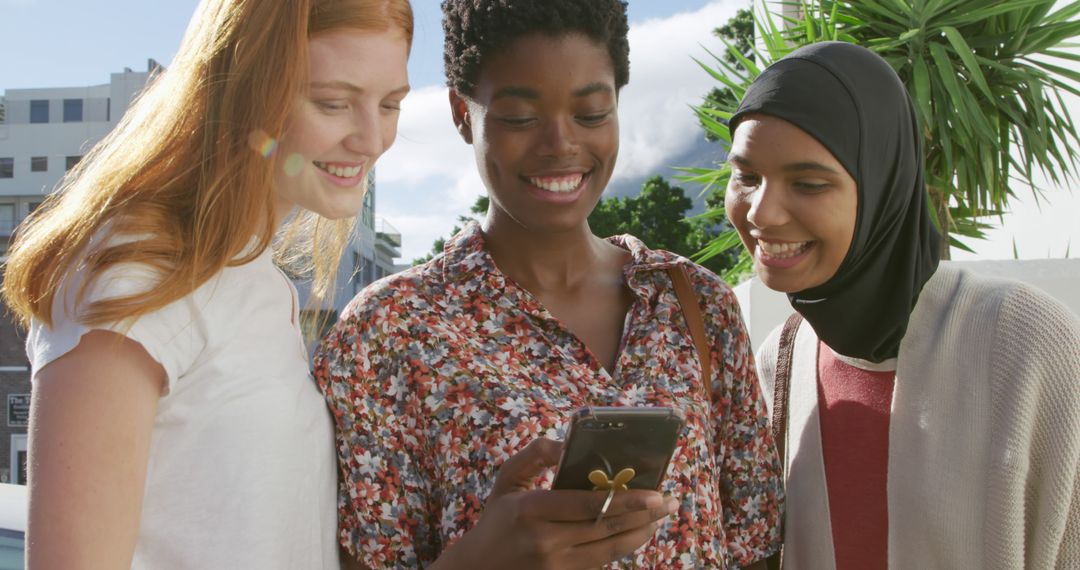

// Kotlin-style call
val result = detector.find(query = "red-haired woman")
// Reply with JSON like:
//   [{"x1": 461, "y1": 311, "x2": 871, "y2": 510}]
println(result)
[{"x1": 2, "y1": 1, "x2": 413, "y2": 567}]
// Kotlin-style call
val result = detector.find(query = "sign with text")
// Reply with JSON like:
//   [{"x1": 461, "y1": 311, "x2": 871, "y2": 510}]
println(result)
[{"x1": 7, "y1": 394, "x2": 30, "y2": 428}]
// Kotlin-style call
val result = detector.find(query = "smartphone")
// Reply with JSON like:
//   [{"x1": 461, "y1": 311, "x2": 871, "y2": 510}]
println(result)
[{"x1": 552, "y1": 406, "x2": 685, "y2": 491}]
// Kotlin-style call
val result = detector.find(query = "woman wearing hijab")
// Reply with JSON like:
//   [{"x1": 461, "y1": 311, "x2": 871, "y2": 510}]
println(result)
[{"x1": 724, "y1": 41, "x2": 1080, "y2": 569}]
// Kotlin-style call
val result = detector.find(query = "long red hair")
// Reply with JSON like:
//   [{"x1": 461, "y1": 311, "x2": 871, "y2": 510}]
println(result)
[{"x1": 2, "y1": 0, "x2": 413, "y2": 330}]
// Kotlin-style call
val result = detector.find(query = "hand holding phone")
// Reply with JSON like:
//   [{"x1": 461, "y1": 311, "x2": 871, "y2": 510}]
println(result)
[{"x1": 433, "y1": 437, "x2": 679, "y2": 570}]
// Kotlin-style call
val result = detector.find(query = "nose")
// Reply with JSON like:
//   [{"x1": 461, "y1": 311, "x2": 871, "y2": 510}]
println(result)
[
  {"x1": 342, "y1": 105, "x2": 386, "y2": 159},
  {"x1": 537, "y1": 116, "x2": 580, "y2": 158},
  {"x1": 745, "y1": 179, "x2": 790, "y2": 230}
]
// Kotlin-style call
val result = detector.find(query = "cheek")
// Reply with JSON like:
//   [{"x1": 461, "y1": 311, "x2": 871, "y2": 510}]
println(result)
[
  {"x1": 381, "y1": 116, "x2": 400, "y2": 155},
  {"x1": 724, "y1": 186, "x2": 748, "y2": 228},
  {"x1": 279, "y1": 118, "x2": 323, "y2": 157},
  {"x1": 591, "y1": 125, "x2": 619, "y2": 161}
]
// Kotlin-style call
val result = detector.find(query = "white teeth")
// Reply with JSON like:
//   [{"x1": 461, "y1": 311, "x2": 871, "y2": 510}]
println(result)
[
  {"x1": 528, "y1": 174, "x2": 585, "y2": 193},
  {"x1": 759, "y1": 240, "x2": 811, "y2": 258},
  {"x1": 314, "y1": 162, "x2": 363, "y2": 178}
]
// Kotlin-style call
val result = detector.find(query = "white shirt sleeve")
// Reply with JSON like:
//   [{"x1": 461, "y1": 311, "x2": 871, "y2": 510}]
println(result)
[{"x1": 27, "y1": 262, "x2": 207, "y2": 393}]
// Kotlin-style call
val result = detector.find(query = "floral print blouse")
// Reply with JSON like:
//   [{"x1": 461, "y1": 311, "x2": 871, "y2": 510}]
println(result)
[{"x1": 315, "y1": 223, "x2": 783, "y2": 569}]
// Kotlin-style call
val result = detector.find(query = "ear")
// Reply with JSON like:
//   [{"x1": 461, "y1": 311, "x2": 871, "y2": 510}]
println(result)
[{"x1": 449, "y1": 89, "x2": 474, "y2": 145}]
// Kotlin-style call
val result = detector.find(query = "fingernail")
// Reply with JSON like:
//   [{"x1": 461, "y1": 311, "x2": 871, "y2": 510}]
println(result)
[{"x1": 665, "y1": 497, "x2": 680, "y2": 515}]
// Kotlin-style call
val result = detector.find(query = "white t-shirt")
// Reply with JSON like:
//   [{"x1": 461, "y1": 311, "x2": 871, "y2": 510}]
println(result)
[{"x1": 27, "y1": 245, "x2": 339, "y2": 569}]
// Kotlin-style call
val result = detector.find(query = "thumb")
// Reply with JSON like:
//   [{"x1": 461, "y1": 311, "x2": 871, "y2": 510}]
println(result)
[{"x1": 490, "y1": 437, "x2": 563, "y2": 499}]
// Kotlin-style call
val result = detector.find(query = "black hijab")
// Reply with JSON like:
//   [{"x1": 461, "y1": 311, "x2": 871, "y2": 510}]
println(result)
[{"x1": 730, "y1": 42, "x2": 941, "y2": 363}]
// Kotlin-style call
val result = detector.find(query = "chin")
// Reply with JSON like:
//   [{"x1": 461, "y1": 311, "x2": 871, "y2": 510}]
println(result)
[
  {"x1": 320, "y1": 192, "x2": 369, "y2": 219},
  {"x1": 755, "y1": 269, "x2": 801, "y2": 294}
]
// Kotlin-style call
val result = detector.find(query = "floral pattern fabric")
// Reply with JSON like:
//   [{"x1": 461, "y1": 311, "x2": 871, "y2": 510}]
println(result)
[{"x1": 315, "y1": 223, "x2": 783, "y2": 569}]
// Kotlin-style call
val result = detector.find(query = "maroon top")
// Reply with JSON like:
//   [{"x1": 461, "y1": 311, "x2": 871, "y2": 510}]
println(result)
[{"x1": 817, "y1": 341, "x2": 895, "y2": 570}]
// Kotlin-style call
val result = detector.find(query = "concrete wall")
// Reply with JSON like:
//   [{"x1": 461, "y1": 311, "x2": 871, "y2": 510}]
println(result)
[{"x1": 734, "y1": 258, "x2": 1080, "y2": 351}]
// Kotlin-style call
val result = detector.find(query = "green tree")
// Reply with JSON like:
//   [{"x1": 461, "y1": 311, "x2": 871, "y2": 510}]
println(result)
[
  {"x1": 686, "y1": 0, "x2": 1080, "y2": 268},
  {"x1": 590, "y1": 176, "x2": 737, "y2": 275}
]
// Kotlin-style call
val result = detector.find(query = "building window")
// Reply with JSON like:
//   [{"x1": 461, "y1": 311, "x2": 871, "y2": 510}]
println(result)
[
  {"x1": 65, "y1": 156, "x2": 81, "y2": 171},
  {"x1": 361, "y1": 186, "x2": 375, "y2": 230},
  {"x1": 63, "y1": 99, "x2": 83, "y2": 123},
  {"x1": 30, "y1": 100, "x2": 49, "y2": 123},
  {"x1": 0, "y1": 204, "x2": 15, "y2": 236},
  {"x1": 31, "y1": 157, "x2": 47, "y2": 172},
  {"x1": 0, "y1": 158, "x2": 12, "y2": 178},
  {"x1": 362, "y1": 256, "x2": 375, "y2": 286}
]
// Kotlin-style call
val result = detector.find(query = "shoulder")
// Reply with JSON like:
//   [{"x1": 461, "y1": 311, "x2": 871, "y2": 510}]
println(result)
[
  {"x1": 338, "y1": 258, "x2": 442, "y2": 326},
  {"x1": 29, "y1": 259, "x2": 208, "y2": 388},
  {"x1": 917, "y1": 264, "x2": 1080, "y2": 379},
  {"x1": 319, "y1": 258, "x2": 448, "y2": 365},
  {"x1": 681, "y1": 258, "x2": 736, "y2": 298},
  {"x1": 920, "y1": 264, "x2": 1079, "y2": 338},
  {"x1": 628, "y1": 243, "x2": 737, "y2": 304},
  {"x1": 988, "y1": 273, "x2": 1080, "y2": 371},
  {"x1": 754, "y1": 315, "x2": 811, "y2": 390}
]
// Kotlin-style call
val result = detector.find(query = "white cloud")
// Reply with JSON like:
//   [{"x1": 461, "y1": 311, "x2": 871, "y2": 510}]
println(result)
[
  {"x1": 377, "y1": 1, "x2": 742, "y2": 262},
  {"x1": 612, "y1": 1, "x2": 740, "y2": 184},
  {"x1": 374, "y1": 84, "x2": 485, "y2": 262}
]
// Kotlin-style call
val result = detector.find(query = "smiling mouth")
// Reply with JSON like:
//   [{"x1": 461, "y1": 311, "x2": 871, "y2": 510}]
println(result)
[
  {"x1": 526, "y1": 172, "x2": 589, "y2": 193},
  {"x1": 757, "y1": 240, "x2": 813, "y2": 259},
  {"x1": 313, "y1": 161, "x2": 364, "y2": 179}
]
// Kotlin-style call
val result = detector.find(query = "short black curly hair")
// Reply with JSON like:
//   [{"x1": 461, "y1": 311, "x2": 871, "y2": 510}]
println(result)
[{"x1": 442, "y1": 0, "x2": 630, "y2": 96}]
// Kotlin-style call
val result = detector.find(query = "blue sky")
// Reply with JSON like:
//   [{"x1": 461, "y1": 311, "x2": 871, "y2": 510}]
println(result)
[
  {"x1": 2, "y1": 0, "x2": 1077, "y2": 262},
  {"x1": 0, "y1": 0, "x2": 716, "y2": 90}
]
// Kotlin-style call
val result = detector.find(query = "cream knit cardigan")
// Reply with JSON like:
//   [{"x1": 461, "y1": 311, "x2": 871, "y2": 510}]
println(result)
[{"x1": 756, "y1": 264, "x2": 1080, "y2": 569}]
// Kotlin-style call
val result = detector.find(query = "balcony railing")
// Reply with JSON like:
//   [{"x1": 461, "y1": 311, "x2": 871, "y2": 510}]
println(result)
[
  {"x1": 376, "y1": 218, "x2": 401, "y2": 247},
  {"x1": 374, "y1": 219, "x2": 401, "y2": 260}
]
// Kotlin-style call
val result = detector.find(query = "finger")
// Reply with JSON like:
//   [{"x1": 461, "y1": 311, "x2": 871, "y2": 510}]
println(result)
[
  {"x1": 561, "y1": 520, "x2": 665, "y2": 569},
  {"x1": 573, "y1": 496, "x2": 679, "y2": 544},
  {"x1": 517, "y1": 489, "x2": 666, "y2": 522},
  {"x1": 490, "y1": 438, "x2": 563, "y2": 498}
]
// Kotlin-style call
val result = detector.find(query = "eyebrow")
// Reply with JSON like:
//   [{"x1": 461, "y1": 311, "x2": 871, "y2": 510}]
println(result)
[
  {"x1": 491, "y1": 82, "x2": 615, "y2": 101},
  {"x1": 573, "y1": 82, "x2": 615, "y2": 97},
  {"x1": 309, "y1": 81, "x2": 411, "y2": 97},
  {"x1": 727, "y1": 153, "x2": 840, "y2": 174}
]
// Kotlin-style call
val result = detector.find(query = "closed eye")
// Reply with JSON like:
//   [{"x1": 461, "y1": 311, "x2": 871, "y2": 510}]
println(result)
[
  {"x1": 794, "y1": 181, "x2": 830, "y2": 191},
  {"x1": 498, "y1": 116, "x2": 537, "y2": 127},
  {"x1": 316, "y1": 100, "x2": 348, "y2": 112},
  {"x1": 734, "y1": 173, "x2": 761, "y2": 187},
  {"x1": 577, "y1": 112, "x2": 611, "y2": 126}
]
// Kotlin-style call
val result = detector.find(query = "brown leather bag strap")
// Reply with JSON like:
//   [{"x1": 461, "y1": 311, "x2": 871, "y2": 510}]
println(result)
[
  {"x1": 772, "y1": 312, "x2": 803, "y2": 470},
  {"x1": 767, "y1": 312, "x2": 803, "y2": 570},
  {"x1": 667, "y1": 266, "x2": 711, "y2": 398}
]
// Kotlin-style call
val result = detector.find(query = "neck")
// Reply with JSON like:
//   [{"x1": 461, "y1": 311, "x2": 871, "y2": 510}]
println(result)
[{"x1": 481, "y1": 215, "x2": 616, "y2": 293}]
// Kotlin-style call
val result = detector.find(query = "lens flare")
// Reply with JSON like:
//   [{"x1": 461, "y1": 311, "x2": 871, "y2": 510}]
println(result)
[{"x1": 247, "y1": 130, "x2": 278, "y2": 158}]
